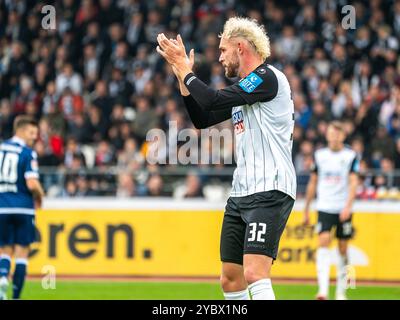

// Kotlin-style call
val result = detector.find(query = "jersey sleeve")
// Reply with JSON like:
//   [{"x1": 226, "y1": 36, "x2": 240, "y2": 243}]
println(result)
[
  {"x1": 349, "y1": 155, "x2": 360, "y2": 174},
  {"x1": 183, "y1": 65, "x2": 278, "y2": 111},
  {"x1": 310, "y1": 153, "x2": 318, "y2": 174},
  {"x1": 24, "y1": 150, "x2": 39, "y2": 179}
]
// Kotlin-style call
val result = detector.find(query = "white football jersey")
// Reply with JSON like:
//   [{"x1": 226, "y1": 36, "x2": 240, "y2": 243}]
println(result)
[
  {"x1": 313, "y1": 147, "x2": 359, "y2": 213},
  {"x1": 230, "y1": 65, "x2": 297, "y2": 200}
]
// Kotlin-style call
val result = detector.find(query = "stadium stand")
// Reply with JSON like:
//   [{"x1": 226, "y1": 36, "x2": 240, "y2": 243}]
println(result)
[{"x1": 0, "y1": 0, "x2": 399, "y2": 200}]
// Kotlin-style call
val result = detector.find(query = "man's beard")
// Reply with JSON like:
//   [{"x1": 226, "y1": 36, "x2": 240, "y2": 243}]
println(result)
[{"x1": 225, "y1": 58, "x2": 239, "y2": 77}]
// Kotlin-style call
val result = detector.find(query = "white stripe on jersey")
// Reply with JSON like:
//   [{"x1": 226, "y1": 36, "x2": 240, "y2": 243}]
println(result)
[
  {"x1": 315, "y1": 147, "x2": 357, "y2": 213},
  {"x1": 0, "y1": 144, "x2": 23, "y2": 154},
  {"x1": 0, "y1": 208, "x2": 35, "y2": 215},
  {"x1": 230, "y1": 65, "x2": 297, "y2": 199},
  {"x1": 24, "y1": 171, "x2": 39, "y2": 179}
]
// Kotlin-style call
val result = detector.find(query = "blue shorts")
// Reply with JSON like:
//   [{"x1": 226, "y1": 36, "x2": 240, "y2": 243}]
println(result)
[{"x1": 0, "y1": 214, "x2": 37, "y2": 246}]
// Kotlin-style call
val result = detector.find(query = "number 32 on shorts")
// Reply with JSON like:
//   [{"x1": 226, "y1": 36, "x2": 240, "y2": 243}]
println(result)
[{"x1": 248, "y1": 223, "x2": 266, "y2": 242}]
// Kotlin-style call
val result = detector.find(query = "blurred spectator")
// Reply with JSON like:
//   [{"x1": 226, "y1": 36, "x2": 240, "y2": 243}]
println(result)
[
  {"x1": 294, "y1": 94, "x2": 312, "y2": 129},
  {"x1": 294, "y1": 140, "x2": 314, "y2": 173},
  {"x1": 144, "y1": 174, "x2": 169, "y2": 197},
  {"x1": 275, "y1": 26, "x2": 302, "y2": 63},
  {"x1": 116, "y1": 173, "x2": 136, "y2": 197},
  {"x1": 64, "y1": 137, "x2": 86, "y2": 169},
  {"x1": 35, "y1": 140, "x2": 60, "y2": 167},
  {"x1": 0, "y1": 99, "x2": 14, "y2": 138},
  {"x1": 370, "y1": 126, "x2": 396, "y2": 166},
  {"x1": 56, "y1": 63, "x2": 83, "y2": 95},
  {"x1": 182, "y1": 172, "x2": 204, "y2": 198},
  {"x1": 62, "y1": 179, "x2": 78, "y2": 197},
  {"x1": 118, "y1": 137, "x2": 144, "y2": 170},
  {"x1": 95, "y1": 140, "x2": 116, "y2": 167},
  {"x1": 131, "y1": 96, "x2": 159, "y2": 142},
  {"x1": 76, "y1": 174, "x2": 99, "y2": 196}
]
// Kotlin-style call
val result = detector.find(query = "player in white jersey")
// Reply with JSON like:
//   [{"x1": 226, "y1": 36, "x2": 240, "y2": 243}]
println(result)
[
  {"x1": 304, "y1": 121, "x2": 359, "y2": 300},
  {"x1": 156, "y1": 17, "x2": 296, "y2": 300}
]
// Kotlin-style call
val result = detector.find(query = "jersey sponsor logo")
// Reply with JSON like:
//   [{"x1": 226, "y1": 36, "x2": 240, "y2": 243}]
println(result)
[
  {"x1": 239, "y1": 72, "x2": 263, "y2": 93},
  {"x1": 257, "y1": 68, "x2": 266, "y2": 74},
  {"x1": 322, "y1": 172, "x2": 342, "y2": 184},
  {"x1": 232, "y1": 110, "x2": 245, "y2": 134}
]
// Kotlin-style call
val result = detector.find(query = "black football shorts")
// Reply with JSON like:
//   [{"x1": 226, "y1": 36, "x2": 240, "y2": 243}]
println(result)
[
  {"x1": 316, "y1": 211, "x2": 354, "y2": 239},
  {"x1": 220, "y1": 190, "x2": 294, "y2": 265}
]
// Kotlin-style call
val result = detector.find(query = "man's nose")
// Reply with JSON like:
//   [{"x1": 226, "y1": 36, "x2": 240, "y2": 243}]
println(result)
[{"x1": 218, "y1": 54, "x2": 223, "y2": 63}]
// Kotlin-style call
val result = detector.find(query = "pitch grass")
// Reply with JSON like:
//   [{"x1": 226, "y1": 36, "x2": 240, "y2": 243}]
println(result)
[{"x1": 9, "y1": 280, "x2": 400, "y2": 300}]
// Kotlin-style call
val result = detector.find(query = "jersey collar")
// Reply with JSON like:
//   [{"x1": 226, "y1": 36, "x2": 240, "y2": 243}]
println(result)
[{"x1": 11, "y1": 136, "x2": 27, "y2": 147}]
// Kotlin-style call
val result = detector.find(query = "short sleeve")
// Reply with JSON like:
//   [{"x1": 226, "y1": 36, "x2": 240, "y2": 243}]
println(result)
[
  {"x1": 234, "y1": 65, "x2": 279, "y2": 105},
  {"x1": 310, "y1": 162, "x2": 318, "y2": 174},
  {"x1": 350, "y1": 155, "x2": 360, "y2": 173},
  {"x1": 24, "y1": 150, "x2": 39, "y2": 179},
  {"x1": 310, "y1": 153, "x2": 318, "y2": 174}
]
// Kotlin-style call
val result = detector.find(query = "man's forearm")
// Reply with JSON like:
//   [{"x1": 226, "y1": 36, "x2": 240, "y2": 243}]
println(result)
[
  {"x1": 31, "y1": 184, "x2": 45, "y2": 200},
  {"x1": 304, "y1": 176, "x2": 317, "y2": 211},
  {"x1": 304, "y1": 186, "x2": 315, "y2": 211},
  {"x1": 345, "y1": 178, "x2": 358, "y2": 210}
]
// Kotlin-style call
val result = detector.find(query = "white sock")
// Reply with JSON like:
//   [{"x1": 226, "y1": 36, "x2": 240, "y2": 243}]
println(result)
[
  {"x1": 223, "y1": 288, "x2": 250, "y2": 300},
  {"x1": 336, "y1": 253, "x2": 348, "y2": 296},
  {"x1": 316, "y1": 247, "x2": 331, "y2": 297},
  {"x1": 248, "y1": 279, "x2": 275, "y2": 300}
]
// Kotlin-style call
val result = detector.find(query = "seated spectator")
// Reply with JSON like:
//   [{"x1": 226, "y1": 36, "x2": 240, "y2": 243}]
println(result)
[
  {"x1": 56, "y1": 63, "x2": 83, "y2": 95},
  {"x1": 116, "y1": 173, "x2": 136, "y2": 197},
  {"x1": 146, "y1": 174, "x2": 166, "y2": 197},
  {"x1": 95, "y1": 140, "x2": 116, "y2": 167},
  {"x1": 117, "y1": 137, "x2": 144, "y2": 170},
  {"x1": 64, "y1": 137, "x2": 86, "y2": 169},
  {"x1": 76, "y1": 174, "x2": 99, "y2": 196},
  {"x1": 183, "y1": 172, "x2": 204, "y2": 198}
]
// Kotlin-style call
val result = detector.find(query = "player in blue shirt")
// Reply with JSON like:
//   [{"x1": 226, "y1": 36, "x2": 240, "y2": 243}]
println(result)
[{"x1": 0, "y1": 116, "x2": 45, "y2": 300}]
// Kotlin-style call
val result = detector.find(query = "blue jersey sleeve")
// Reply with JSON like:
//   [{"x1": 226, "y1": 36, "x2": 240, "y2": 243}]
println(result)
[{"x1": 23, "y1": 150, "x2": 39, "y2": 179}]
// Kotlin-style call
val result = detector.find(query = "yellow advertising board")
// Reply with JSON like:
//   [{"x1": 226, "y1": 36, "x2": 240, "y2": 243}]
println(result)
[{"x1": 29, "y1": 208, "x2": 400, "y2": 280}]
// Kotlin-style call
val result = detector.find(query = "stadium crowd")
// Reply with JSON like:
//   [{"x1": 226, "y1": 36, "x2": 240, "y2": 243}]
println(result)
[{"x1": 0, "y1": 0, "x2": 399, "y2": 199}]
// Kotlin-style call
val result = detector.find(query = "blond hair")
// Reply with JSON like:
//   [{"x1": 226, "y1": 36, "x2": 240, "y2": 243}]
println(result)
[{"x1": 219, "y1": 17, "x2": 271, "y2": 60}]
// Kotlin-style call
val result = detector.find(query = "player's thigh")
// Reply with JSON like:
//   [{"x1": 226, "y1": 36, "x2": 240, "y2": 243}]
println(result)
[
  {"x1": 220, "y1": 212, "x2": 246, "y2": 266},
  {"x1": 0, "y1": 246, "x2": 13, "y2": 257},
  {"x1": 14, "y1": 214, "x2": 36, "y2": 248},
  {"x1": 0, "y1": 214, "x2": 15, "y2": 249},
  {"x1": 336, "y1": 214, "x2": 354, "y2": 241},
  {"x1": 220, "y1": 262, "x2": 246, "y2": 292},
  {"x1": 318, "y1": 232, "x2": 331, "y2": 247},
  {"x1": 316, "y1": 211, "x2": 336, "y2": 247},
  {"x1": 14, "y1": 245, "x2": 30, "y2": 259},
  {"x1": 241, "y1": 190, "x2": 294, "y2": 260},
  {"x1": 243, "y1": 253, "x2": 273, "y2": 283}
]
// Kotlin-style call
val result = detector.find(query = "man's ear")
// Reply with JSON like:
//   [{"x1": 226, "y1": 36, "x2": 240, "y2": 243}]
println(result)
[{"x1": 237, "y1": 41, "x2": 244, "y2": 55}]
